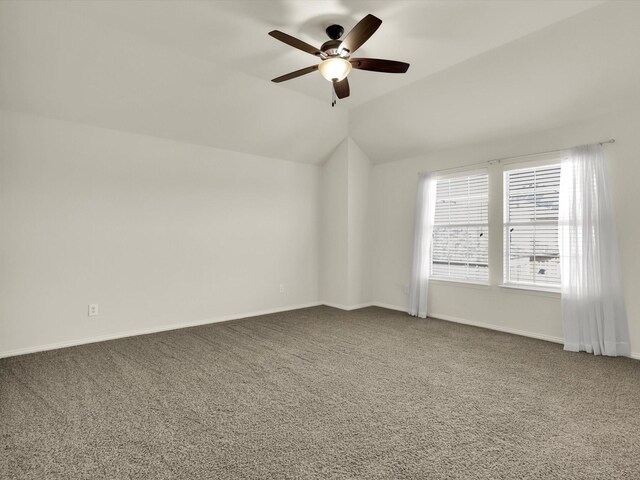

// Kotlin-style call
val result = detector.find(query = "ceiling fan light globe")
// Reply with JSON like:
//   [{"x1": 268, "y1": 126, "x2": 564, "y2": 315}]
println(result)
[{"x1": 318, "y1": 57, "x2": 352, "y2": 82}]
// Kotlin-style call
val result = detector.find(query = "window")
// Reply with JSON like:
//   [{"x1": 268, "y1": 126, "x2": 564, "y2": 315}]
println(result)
[
  {"x1": 503, "y1": 162, "x2": 561, "y2": 288},
  {"x1": 431, "y1": 172, "x2": 489, "y2": 283}
]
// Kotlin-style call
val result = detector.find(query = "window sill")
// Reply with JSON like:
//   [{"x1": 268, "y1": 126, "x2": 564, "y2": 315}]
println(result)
[
  {"x1": 430, "y1": 278, "x2": 490, "y2": 289},
  {"x1": 499, "y1": 283, "x2": 561, "y2": 297}
]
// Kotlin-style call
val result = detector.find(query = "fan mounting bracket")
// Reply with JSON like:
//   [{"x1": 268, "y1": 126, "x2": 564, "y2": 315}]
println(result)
[{"x1": 325, "y1": 24, "x2": 344, "y2": 40}]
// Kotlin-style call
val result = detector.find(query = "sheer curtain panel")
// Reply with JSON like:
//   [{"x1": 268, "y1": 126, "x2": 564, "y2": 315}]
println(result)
[
  {"x1": 408, "y1": 173, "x2": 437, "y2": 318},
  {"x1": 559, "y1": 144, "x2": 630, "y2": 356}
]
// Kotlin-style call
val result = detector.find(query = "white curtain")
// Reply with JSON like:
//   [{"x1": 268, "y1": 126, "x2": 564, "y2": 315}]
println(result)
[
  {"x1": 559, "y1": 144, "x2": 630, "y2": 356},
  {"x1": 408, "y1": 173, "x2": 437, "y2": 318}
]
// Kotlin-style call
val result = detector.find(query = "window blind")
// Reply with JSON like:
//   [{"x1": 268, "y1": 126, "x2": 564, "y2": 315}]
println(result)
[
  {"x1": 504, "y1": 164, "x2": 561, "y2": 287},
  {"x1": 431, "y1": 173, "x2": 489, "y2": 282}
]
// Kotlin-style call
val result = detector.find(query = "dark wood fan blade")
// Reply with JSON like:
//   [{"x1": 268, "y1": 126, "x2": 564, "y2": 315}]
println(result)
[
  {"x1": 339, "y1": 14, "x2": 382, "y2": 55},
  {"x1": 333, "y1": 78, "x2": 350, "y2": 99},
  {"x1": 269, "y1": 30, "x2": 322, "y2": 56},
  {"x1": 350, "y1": 58, "x2": 410, "y2": 74},
  {"x1": 272, "y1": 65, "x2": 318, "y2": 83}
]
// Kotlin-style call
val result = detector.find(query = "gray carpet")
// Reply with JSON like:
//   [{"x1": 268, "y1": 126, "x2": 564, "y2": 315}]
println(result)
[{"x1": 1, "y1": 306, "x2": 639, "y2": 479}]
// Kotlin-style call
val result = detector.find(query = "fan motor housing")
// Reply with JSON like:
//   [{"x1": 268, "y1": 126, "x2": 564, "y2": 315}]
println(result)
[{"x1": 321, "y1": 39, "x2": 342, "y2": 56}]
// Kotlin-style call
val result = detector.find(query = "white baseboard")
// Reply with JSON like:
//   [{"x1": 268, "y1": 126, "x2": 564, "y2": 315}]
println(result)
[
  {"x1": 322, "y1": 301, "x2": 408, "y2": 313},
  {"x1": 429, "y1": 312, "x2": 565, "y2": 344},
  {"x1": 0, "y1": 302, "x2": 322, "y2": 359},
  {"x1": 321, "y1": 301, "x2": 373, "y2": 311},
  {"x1": 370, "y1": 304, "x2": 640, "y2": 361},
  {"x1": 4, "y1": 302, "x2": 638, "y2": 361},
  {"x1": 371, "y1": 302, "x2": 407, "y2": 313}
]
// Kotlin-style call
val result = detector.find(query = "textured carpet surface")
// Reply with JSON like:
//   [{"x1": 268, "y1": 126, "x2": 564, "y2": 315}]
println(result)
[{"x1": 2, "y1": 306, "x2": 640, "y2": 479}]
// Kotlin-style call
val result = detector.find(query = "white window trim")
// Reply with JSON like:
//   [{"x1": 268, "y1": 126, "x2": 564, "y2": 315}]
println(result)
[
  {"x1": 499, "y1": 283, "x2": 561, "y2": 299},
  {"x1": 503, "y1": 160, "x2": 561, "y2": 291},
  {"x1": 430, "y1": 277, "x2": 490, "y2": 288},
  {"x1": 501, "y1": 152, "x2": 565, "y2": 171},
  {"x1": 431, "y1": 169, "x2": 490, "y2": 285},
  {"x1": 435, "y1": 167, "x2": 488, "y2": 180}
]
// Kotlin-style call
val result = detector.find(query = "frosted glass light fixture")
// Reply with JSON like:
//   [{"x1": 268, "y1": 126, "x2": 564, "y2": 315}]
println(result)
[{"x1": 318, "y1": 57, "x2": 352, "y2": 82}]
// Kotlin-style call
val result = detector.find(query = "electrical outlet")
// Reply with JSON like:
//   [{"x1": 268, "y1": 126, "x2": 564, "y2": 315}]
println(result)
[
  {"x1": 279, "y1": 284, "x2": 285, "y2": 294},
  {"x1": 88, "y1": 304, "x2": 99, "y2": 316}
]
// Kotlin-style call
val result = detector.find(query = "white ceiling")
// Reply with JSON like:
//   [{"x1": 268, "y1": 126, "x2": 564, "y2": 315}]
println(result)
[
  {"x1": 3, "y1": 0, "x2": 637, "y2": 165},
  {"x1": 56, "y1": 0, "x2": 603, "y2": 107},
  {"x1": 350, "y1": 1, "x2": 640, "y2": 163}
]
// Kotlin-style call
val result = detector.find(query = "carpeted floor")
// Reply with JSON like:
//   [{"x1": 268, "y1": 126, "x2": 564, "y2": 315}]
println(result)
[{"x1": 1, "y1": 306, "x2": 639, "y2": 479}]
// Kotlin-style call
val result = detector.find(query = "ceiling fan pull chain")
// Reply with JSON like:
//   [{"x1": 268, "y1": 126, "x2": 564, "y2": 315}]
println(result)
[{"x1": 331, "y1": 83, "x2": 336, "y2": 107}]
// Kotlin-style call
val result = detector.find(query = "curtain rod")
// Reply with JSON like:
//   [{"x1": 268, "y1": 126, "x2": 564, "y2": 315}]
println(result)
[{"x1": 426, "y1": 139, "x2": 615, "y2": 175}]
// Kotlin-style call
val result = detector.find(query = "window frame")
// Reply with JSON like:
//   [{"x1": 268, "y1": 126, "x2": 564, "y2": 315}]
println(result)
[
  {"x1": 430, "y1": 169, "x2": 490, "y2": 285},
  {"x1": 502, "y1": 157, "x2": 562, "y2": 292}
]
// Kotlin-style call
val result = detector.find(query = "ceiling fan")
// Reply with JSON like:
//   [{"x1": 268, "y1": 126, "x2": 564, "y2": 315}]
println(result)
[{"x1": 269, "y1": 14, "x2": 410, "y2": 106}]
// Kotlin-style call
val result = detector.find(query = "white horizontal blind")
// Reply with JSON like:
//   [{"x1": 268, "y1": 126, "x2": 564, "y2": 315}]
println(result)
[
  {"x1": 431, "y1": 172, "x2": 489, "y2": 282},
  {"x1": 504, "y1": 164, "x2": 561, "y2": 287}
]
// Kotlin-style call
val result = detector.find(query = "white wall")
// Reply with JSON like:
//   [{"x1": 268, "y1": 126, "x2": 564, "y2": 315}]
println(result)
[
  {"x1": 320, "y1": 140, "x2": 349, "y2": 307},
  {"x1": 319, "y1": 138, "x2": 373, "y2": 308},
  {"x1": 347, "y1": 139, "x2": 372, "y2": 307},
  {"x1": 0, "y1": 110, "x2": 322, "y2": 356},
  {"x1": 371, "y1": 108, "x2": 640, "y2": 355},
  {"x1": 4, "y1": 103, "x2": 638, "y2": 359}
]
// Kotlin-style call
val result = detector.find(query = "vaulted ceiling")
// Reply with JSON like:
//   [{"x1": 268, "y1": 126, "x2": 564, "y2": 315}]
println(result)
[{"x1": 2, "y1": 1, "x2": 638, "y2": 165}]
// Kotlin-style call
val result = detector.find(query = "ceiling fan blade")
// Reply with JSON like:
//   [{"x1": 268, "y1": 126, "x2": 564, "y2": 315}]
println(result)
[
  {"x1": 333, "y1": 78, "x2": 350, "y2": 99},
  {"x1": 272, "y1": 65, "x2": 319, "y2": 83},
  {"x1": 350, "y1": 58, "x2": 410, "y2": 74},
  {"x1": 339, "y1": 14, "x2": 382, "y2": 56},
  {"x1": 269, "y1": 30, "x2": 322, "y2": 57}
]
